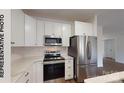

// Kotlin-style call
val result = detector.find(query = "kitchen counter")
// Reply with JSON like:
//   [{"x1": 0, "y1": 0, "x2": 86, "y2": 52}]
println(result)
[
  {"x1": 12, "y1": 55, "x2": 73, "y2": 82},
  {"x1": 84, "y1": 58, "x2": 124, "y2": 83},
  {"x1": 62, "y1": 55, "x2": 73, "y2": 60},
  {"x1": 84, "y1": 71, "x2": 124, "y2": 83},
  {"x1": 11, "y1": 56, "x2": 44, "y2": 82}
]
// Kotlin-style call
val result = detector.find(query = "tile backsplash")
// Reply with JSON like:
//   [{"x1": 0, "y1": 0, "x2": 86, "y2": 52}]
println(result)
[
  {"x1": 11, "y1": 46, "x2": 68, "y2": 63},
  {"x1": 44, "y1": 46, "x2": 68, "y2": 56}
]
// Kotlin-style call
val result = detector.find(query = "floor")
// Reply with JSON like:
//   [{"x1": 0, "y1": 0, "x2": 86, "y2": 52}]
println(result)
[
  {"x1": 44, "y1": 78, "x2": 77, "y2": 83},
  {"x1": 103, "y1": 57, "x2": 124, "y2": 72},
  {"x1": 44, "y1": 58, "x2": 124, "y2": 83}
]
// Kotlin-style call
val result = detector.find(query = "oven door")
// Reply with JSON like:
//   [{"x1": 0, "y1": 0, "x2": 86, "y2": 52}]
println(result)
[
  {"x1": 44, "y1": 63, "x2": 65, "y2": 81},
  {"x1": 44, "y1": 36, "x2": 62, "y2": 46}
]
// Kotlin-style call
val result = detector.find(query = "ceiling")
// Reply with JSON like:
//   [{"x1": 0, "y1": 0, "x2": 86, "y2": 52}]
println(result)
[
  {"x1": 23, "y1": 9, "x2": 95, "y2": 21},
  {"x1": 23, "y1": 9, "x2": 124, "y2": 21},
  {"x1": 23, "y1": 9, "x2": 124, "y2": 33}
]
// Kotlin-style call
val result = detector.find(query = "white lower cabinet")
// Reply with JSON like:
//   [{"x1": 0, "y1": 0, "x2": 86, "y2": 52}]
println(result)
[
  {"x1": 15, "y1": 66, "x2": 33, "y2": 83},
  {"x1": 15, "y1": 61, "x2": 43, "y2": 83},
  {"x1": 65, "y1": 59, "x2": 73, "y2": 80},
  {"x1": 33, "y1": 61, "x2": 43, "y2": 83}
]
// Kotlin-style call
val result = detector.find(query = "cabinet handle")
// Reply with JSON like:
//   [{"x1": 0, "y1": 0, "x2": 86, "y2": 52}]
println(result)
[
  {"x1": 68, "y1": 66, "x2": 71, "y2": 69},
  {"x1": 11, "y1": 42, "x2": 15, "y2": 44},
  {"x1": 26, "y1": 79, "x2": 29, "y2": 83},
  {"x1": 25, "y1": 72, "x2": 29, "y2": 77}
]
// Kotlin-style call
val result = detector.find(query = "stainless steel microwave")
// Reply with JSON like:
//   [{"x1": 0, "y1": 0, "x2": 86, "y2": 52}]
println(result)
[{"x1": 44, "y1": 35, "x2": 62, "y2": 46}]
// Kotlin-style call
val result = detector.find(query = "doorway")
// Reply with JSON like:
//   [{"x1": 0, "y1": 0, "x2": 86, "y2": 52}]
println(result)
[{"x1": 104, "y1": 39, "x2": 115, "y2": 61}]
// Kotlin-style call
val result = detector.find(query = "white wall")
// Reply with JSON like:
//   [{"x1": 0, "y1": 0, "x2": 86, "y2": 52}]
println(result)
[
  {"x1": 97, "y1": 26, "x2": 104, "y2": 67},
  {"x1": 116, "y1": 36, "x2": 124, "y2": 63},
  {"x1": 104, "y1": 39, "x2": 115, "y2": 59},
  {"x1": 92, "y1": 15, "x2": 104, "y2": 67},
  {"x1": 103, "y1": 31, "x2": 124, "y2": 63}
]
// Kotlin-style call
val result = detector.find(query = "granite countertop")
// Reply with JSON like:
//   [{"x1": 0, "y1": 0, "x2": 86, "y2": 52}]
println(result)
[
  {"x1": 11, "y1": 56, "x2": 44, "y2": 82},
  {"x1": 62, "y1": 55, "x2": 73, "y2": 60},
  {"x1": 84, "y1": 71, "x2": 124, "y2": 83}
]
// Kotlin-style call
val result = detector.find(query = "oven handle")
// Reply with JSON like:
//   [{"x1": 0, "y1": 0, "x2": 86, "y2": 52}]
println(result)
[{"x1": 43, "y1": 60, "x2": 65, "y2": 65}]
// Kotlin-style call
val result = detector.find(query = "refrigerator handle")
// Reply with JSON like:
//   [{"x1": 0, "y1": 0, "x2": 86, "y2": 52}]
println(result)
[{"x1": 87, "y1": 41, "x2": 91, "y2": 60}]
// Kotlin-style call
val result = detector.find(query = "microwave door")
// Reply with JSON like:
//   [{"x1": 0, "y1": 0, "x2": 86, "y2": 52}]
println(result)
[{"x1": 44, "y1": 36, "x2": 62, "y2": 46}]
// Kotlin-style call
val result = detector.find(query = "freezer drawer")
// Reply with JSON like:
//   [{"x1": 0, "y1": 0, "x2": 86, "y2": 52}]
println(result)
[{"x1": 76, "y1": 65, "x2": 87, "y2": 82}]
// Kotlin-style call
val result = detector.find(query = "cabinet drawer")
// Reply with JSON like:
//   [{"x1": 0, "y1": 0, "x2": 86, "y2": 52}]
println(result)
[
  {"x1": 65, "y1": 74, "x2": 73, "y2": 80},
  {"x1": 65, "y1": 67, "x2": 73, "y2": 75},
  {"x1": 65, "y1": 60, "x2": 73, "y2": 67},
  {"x1": 65, "y1": 69, "x2": 73, "y2": 80},
  {"x1": 65, "y1": 65, "x2": 73, "y2": 71},
  {"x1": 65, "y1": 66, "x2": 73, "y2": 80},
  {"x1": 15, "y1": 72, "x2": 30, "y2": 83}
]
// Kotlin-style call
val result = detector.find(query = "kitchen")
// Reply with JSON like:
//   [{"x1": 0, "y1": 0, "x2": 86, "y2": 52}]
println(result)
[
  {"x1": 1, "y1": 9, "x2": 124, "y2": 83},
  {"x1": 11, "y1": 9, "x2": 99, "y2": 83},
  {"x1": 0, "y1": 0, "x2": 123, "y2": 91}
]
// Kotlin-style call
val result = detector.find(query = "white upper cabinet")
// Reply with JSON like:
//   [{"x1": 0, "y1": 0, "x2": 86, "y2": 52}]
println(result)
[
  {"x1": 12, "y1": 11, "x2": 71, "y2": 47},
  {"x1": 74, "y1": 21, "x2": 93, "y2": 36},
  {"x1": 36, "y1": 20, "x2": 44, "y2": 46},
  {"x1": 11, "y1": 10, "x2": 25, "y2": 46},
  {"x1": 44, "y1": 21, "x2": 54, "y2": 36},
  {"x1": 25, "y1": 15, "x2": 37, "y2": 46},
  {"x1": 54, "y1": 22, "x2": 62, "y2": 37},
  {"x1": 62, "y1": 24, "x2": 71, "y2": 46},
  {"x1": 45, "y1": 21, "x2": 62, "y2": 37},
  {"x1": 44, "y1": 21, "x2": 71, "y2": 46}
]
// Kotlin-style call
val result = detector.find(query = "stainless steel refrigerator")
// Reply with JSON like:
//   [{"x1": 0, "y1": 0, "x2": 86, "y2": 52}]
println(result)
[{"x1": 68, "y1": 35, "x2": 97, "y2": 82}]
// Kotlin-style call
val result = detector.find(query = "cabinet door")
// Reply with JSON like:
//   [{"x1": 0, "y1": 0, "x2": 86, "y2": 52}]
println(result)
[
  {"x1": 36, "y1": 20, "x2": 44, "y2": 46},
  {"x1": 44, "y1": 21, "x2": 54, "y2": 36},
  {"x1": 75, "y1": 21, "x2": 92, "y2": 36},
  {"x1": 65, "y1": 60, "x2": 73, "y2": 80},
  {"x1": 11, "y1": 10, "x2": 25, "y2": 46},
  {"x1": 27, "y1": 65, "x2": 33, "y2": 83},
  {"x1": 45, "y1": 21, "x2": 62, "y2": 37},
  {"x1": 25, "y1": 15, "x2": 36, "y2": 46},
  {"x1": 33, "y1": 62, "x2": 43, "y2": 83},
  {"x1": 62, "y1": 24, "x2": 71, "y2": 46},
  {"x1": 15, "y1": 65, "x2": 33, "y2": 83},
  {"x1": 54, "y1": 22, "x2": 62, "y2": 37},
  {"x1": 15, "y1": 73, "x2": 29, "y2": 83}
]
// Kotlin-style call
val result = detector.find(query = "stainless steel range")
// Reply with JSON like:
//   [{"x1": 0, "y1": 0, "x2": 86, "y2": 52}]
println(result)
[
  {"x1": 43, "y1": 51, "x2": 65, "y2": 81},
  {"x1": 43, "y1": 51, "x2": 65, "y2": 62}
]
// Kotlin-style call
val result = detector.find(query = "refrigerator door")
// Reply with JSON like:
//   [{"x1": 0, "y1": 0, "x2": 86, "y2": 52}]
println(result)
[
  {"x1": 68, "y1": 36, "x2": 78, "y2": 57},
  {"x1": 86, "y1": 36, "x2": 97, "y2": 64},
  {"x1": 78, "y1": 36, "x2": 86, "y2": 65},
  {"x1": 68, "y1": 36, "x2": 86, "y2": 65}
]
